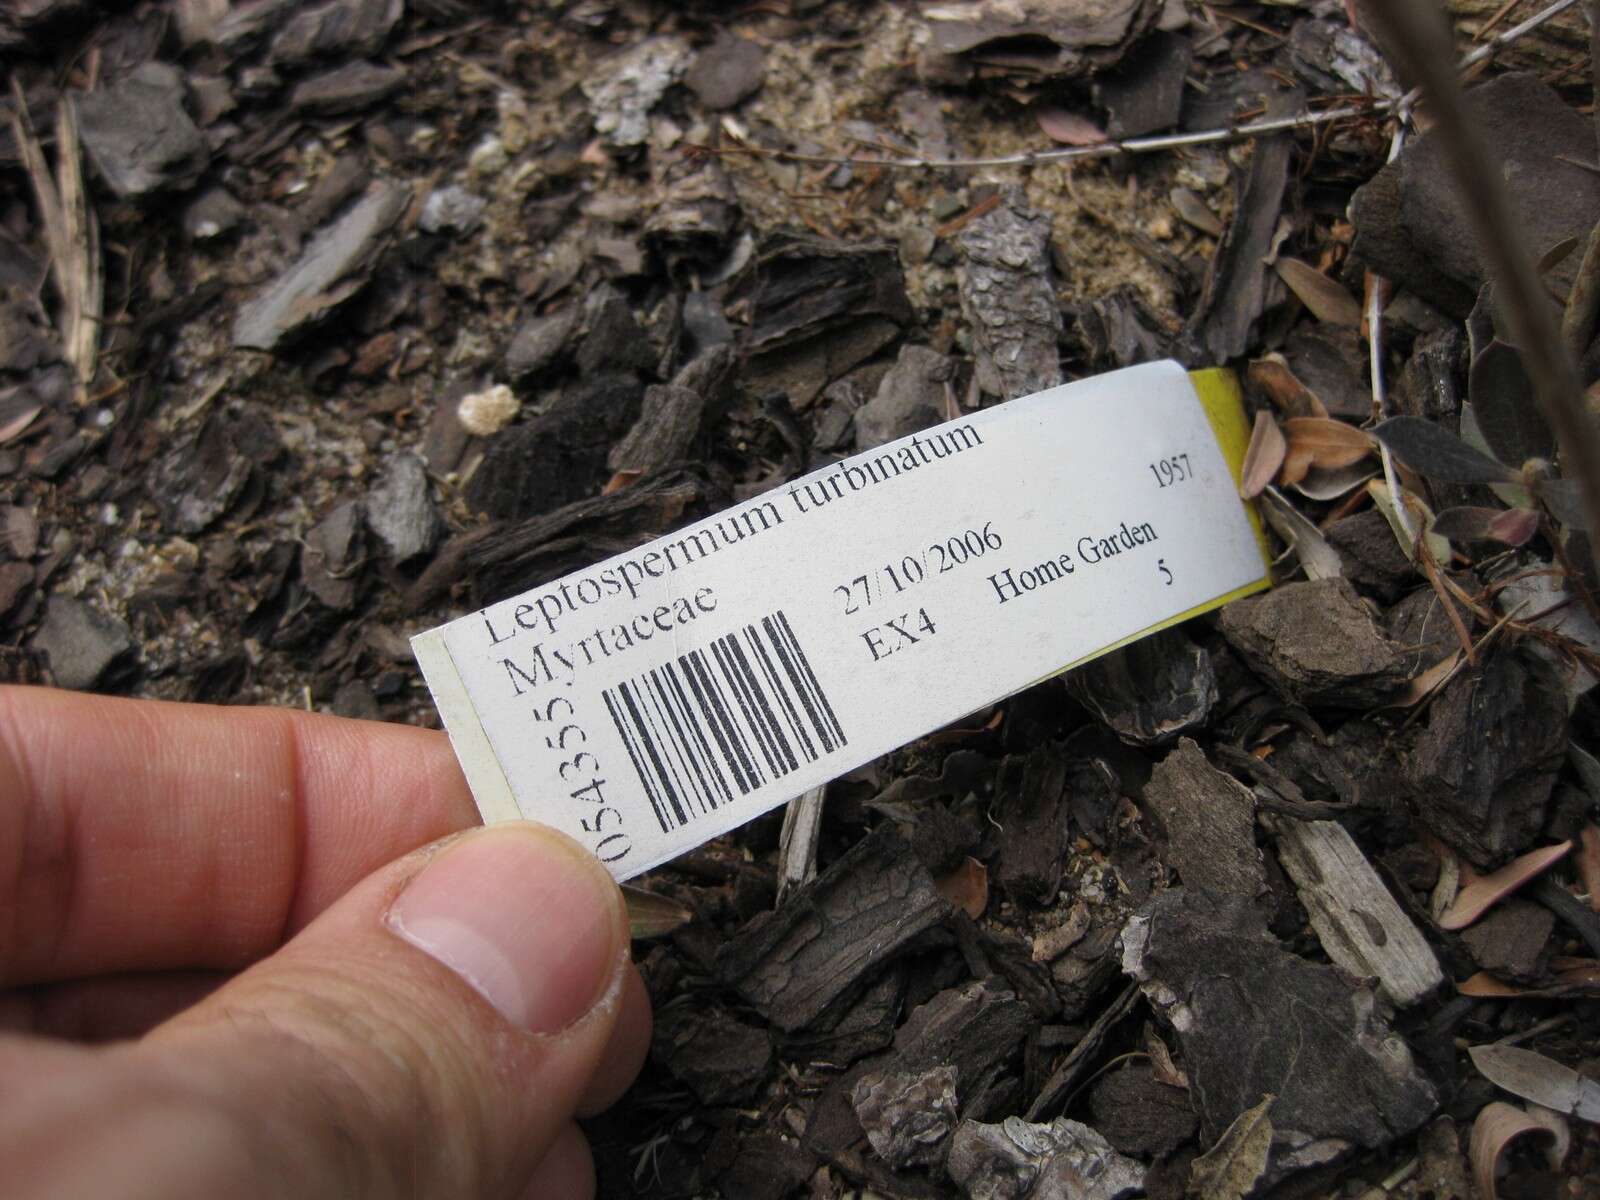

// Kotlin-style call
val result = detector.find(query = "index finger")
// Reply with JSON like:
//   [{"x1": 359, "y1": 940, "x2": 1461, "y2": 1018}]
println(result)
[{"x1": 0, "y1": 686, "x2": 479, "y2": 987}]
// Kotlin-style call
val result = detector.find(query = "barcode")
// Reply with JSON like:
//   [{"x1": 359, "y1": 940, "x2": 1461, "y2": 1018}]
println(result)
[{"x1": 602, "y1": 610, "x2": 847, "y2": 833}]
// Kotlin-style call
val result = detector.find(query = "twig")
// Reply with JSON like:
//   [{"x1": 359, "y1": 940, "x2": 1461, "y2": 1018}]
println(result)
[
  {"x1": 702, "y1": 0, "x2": 1579, "y2": 173},
  {"x1": 1370, "y1": 125, "x2": 1419, "y2": 549},
  {"x1": 1366, "y1": 1, "x2": 1600, "y2": 562}
]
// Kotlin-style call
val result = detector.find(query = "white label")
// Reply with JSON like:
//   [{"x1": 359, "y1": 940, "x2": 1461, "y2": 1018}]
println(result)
[{"x1": 414, "y1": 361, "x2": 1268, "y2": 880}]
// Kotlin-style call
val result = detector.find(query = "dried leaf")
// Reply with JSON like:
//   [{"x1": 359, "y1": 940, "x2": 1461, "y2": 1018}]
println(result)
[
  {"x1": 1439, "y1": 841, "x2": 1573, "y2": 931},
  {"x1": 1523, "y1": 1104, "x2": 1572, "y2": 1167},
  {"x1": 1459, "y1": 971, "x2": 1526, "y2": 997},
  {"x1": 1470, "y1": 1101, "x2": 1562, "y2": 1200},
  {"x1": 602, "y1": 469, "x2": 643, "y2": 496},
  {"x1": 1536, "y1": 234, "x2": 1581, "y2": 275},
  {"x1": 1469, "y1": 340, "x2": 1554, "y2": 468},
  {"x1": 1239, "y1": 411, "x2": 1285, "y2": 500},
  {"x1": 1170, "y1": 186, "x2": 1223, "y2": 238},
  {"x1": 934, "y1": 856, "x2": 989, "y2": 919},
  {"x1": 1289, "y1": 461, "x2": 1377, "y2": 502},
  {"x1": 1469, "y1": 1044, "x2": 1600, "y2": 1123},
  {"x1": 1371, "y1": 416, "x2": 1518, "y2": 484},
  {"x1": 1189, "y1": 1094, "x2": 1274, "y2": 1200},
  {"x1": 1366, "y1": 479, "x2": 1451, "y2": 565},
  {"x1": 1486, "y1": 507, "x2": 1542, "y2": 546},
  {"x1": 1034, "y1": 106, "x2": 1107, "y2": 146},
  {"x1": 1461, "y1": 403, "x2": 1535, "y2": 508},
  {"x1": 623, "y1": 884, "x2": 695, "y2": 939},
  {"x1": 1274, "y1": 257, "x2": 1363, "y2": 327},
  {"x1": 1432, "y1": 506, "x2": 1541, "y2": 546},
  {"x1": 1259, "y1": 486, "x2": 1343, "y2": 580},
  {"x1": 1146, "y1": 1025, "x2": 1189, "y2": 1089},
  {"x1": 1283, "y1": 416, "x2": 1372, "y2": 471},
  {"x1": 1247, "y1": 354, "x2": 1327, "y2": 419},
  {"x1": 1392, "y1": 652, "x2": 1463, "y2": 708}
]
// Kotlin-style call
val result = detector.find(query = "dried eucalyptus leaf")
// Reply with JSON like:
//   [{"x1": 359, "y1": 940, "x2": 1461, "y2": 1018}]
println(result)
[
  {"x1": 1468, "y1": 1044, "x2": 1600, "y2": 1122},
  {"x1": 1371, "y1": 416, "x2": 1518, "y2": 484},
  {"x1": 1259, "y1": 487, "x2": 1343, "y2": 580},
  {"x1": 1273, "y1": 258, "x2": 1362, "y2": 327},
  {"x1": 1470, "y1": 1101, "x2": 1561, "y2": 1200},
  {"x1": 624, "y1": 884, "x2": 695, "y2": 939},
  {"x1": 1284, "y1": 416, "x2": 1372, "y2": 471},
  {"x1": 1189, "y1": 1094, "x2": 1274, "y2": 1200},
  {"x1": 1240, "y1": 410, "x2": 1285, "y2": 499},
  {"x1": 1533, "y1": 477, "x2": 1592, "y2": 531},
  {"x1": 1469, "y1": 340, "x2": 1554, "y2": 467},
  {"x1": 1431, "y1": 506, "x2": 1500, "y2": 541}
]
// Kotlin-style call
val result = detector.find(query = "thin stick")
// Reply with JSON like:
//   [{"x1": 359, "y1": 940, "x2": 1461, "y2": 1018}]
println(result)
[
  {"x1": 1366, "y1": 1, "x2": 1600, "y2": 559},
  {"x1": 1370, "y1": 124, "x2": 1419, "y2": 550},
  {"x1": 703, "y1": 0, "x2": 1582, "y2": 173}
]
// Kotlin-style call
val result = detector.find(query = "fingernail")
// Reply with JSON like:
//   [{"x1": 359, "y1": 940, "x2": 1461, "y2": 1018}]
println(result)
[{"x1": 385, "y1": 826, "x2": 622, "y2": 1035}]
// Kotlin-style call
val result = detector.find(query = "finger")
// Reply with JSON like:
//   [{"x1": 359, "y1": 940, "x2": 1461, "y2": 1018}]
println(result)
[
  {"x1": 133, "y1": 822, "x2": 642, "y2": 1198},
  {"x1": 519, "y1": 1124, "x2": 595, "y2": 1200},
  {"x1": 0, "y1": 685, "x2": 477, "y2": 986},
  {"x1": 0, "y1": 970, "x2": 225, "y2": 1041},
  {"x1": 577, "y1": 964, "x2": 651, "y2": 1117}
]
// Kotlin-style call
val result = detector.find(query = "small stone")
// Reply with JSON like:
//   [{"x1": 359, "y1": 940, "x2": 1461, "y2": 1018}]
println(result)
[
  {"x1": 583, "y1": 36, "x2": 692, "y2": 148},
  {"x1": 365, "y1": 453, "x2": 439, "y2": 564},
  {"x1": 184, "y1": 187, "x2": 246, "y2": 241},
  {"x1": 74, "y1": 62, "x2": 208, "y2": 198},
  {"x1": 685, "y1": 33, "x2": 766, "y2": 111},
  {"x1": 456, "y1": 384, "x2": 520, "y2": 437},
  {"x1": 854, "y1": 344, "x2": 953, "y2": 450},
  {"x1": 420, "y1": 184, "x2": 487, "y2": 237},
  {"x1": 31, "y1": 595, "x2": 132, "y2": 691}
]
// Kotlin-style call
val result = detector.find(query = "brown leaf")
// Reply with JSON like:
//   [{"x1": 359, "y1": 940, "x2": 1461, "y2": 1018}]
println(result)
[
  {"x1": 1284, "y1": 416, "x2": 1373, "y2": 471},
  {"x1": 602, "y1": 469, "x2": 643, "y2": 495},
  {"x1": 0, "y1": 404, "x2": 42, "y2": 445},
  {"x1": 1470, "y1": 1044, "x2": 1600, "y2": 1122},
  {"x1": 1486, "y1": 507, "x2": 1541, "y2": 546},
  {"x1": 1289, "y1": 461, "x2": 1376, "y2": 501},
  {"x1": 1146, "y1": 1025, "x2": 1189, "y2": 1089},
  {"x1": 623, "y1": 884, "x2": 695, "y2": 939},
  {"x1": 1034, "y1": 106, "x2": 1107, "y2": 146},
  {"x1": 1459, "y1": 971, "x2": 1526, "y2": 997},
  {"x1": 1239, "y1": 410, "x2": 1286, "y2": 499},
  {"x1": 1190, "y1": 1094, "x2": 1274, "y2": 1200},
  {"x1": 1470, "y1": 1102, "x2": 1563, "y2": 1200},
  {"x1": 1439, "y1": 840, "x2": 1574, "y2": 930},
  {"x1": 1391, "y1": 652, "x2": 1463, "y2": 709},
  {"x1": 935, "y1": 856, "x2": 989, "y2": 919},
  {"x1": 1274, "y1": 257, "x2": 1363, "y2": 327},
  {"x1": 1170, "y1": 186, "x2": 1223, "y2": 238},
  {"x1": 1247, "y1": 354, "x2": 1327, "y2": 419}
]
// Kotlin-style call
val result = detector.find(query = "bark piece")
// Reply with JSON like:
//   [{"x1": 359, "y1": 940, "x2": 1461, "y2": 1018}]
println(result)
[
  {"x1": 922, "y1": 0, "x2": 1163, "y2": 87},
  {"x1": 1326, "y1": 509, "x2": 1411, "y2": 604},
  {"x1": 365, "y1": 453, "x2": 439, "y2": 564},
  {"x1": 1089, "y1": 1064, "x2": 1198, "y2": 1156},
  {"x1": 854, "y1": 344, "x2": 952, "y2": 451},
  {"x1": 268, "y1": 0, "x2": 402, "y2": 63},
  {"x1": 947, "y1": 1116, "x2": 1145, "y2": 1200},
  {"x1": 957, "y1": 187, "x2": 1063, "y2": 399},
  {"x1": 850, "y1": 1063, "x2": 959, "y2": 1168},
  {"x1": 466, "y1": 374, "x2": 643, "y2": 521},
  {"x1": 1122, "y1": 890, "x2": 1438, "y2": 1172},
  {"x1": 651, "y1": 1002, "x2": 772, "y2": 1106},
  {"x1": 717, "y1": 826, "x2": 950, "y2": 1031},
  {"x1": 302, "y1": 500, "x2": 365, "y2": 610},
  {"x1": 504, "y1": 306, "x2": 577, "y2": 381},
  {"x1": 1185, "y1": 91, "x2": 1294, "y2": 364},
  {"x1": 233, "y1": 181, "x2": 410, "y2": 350},
  {"x1": 1460, "y1": 899, "x2": 1556, "y2": 982},
  {"x1": 685, "y1": 32, "x2": 766, "y2": 110},
  {"x1": 153, "y1": 406, "x2": 277, "y2": 535},
  {"x1": 1068, "y1": 627, "x2": 1218, "y2": 747},
  {"x1": 1265, "y1": 814, "x2": 1443, "y2": 1006},
  {"x1": 608, "y1": 347, "x2": 734, "y2": 475},
  {"x1": 31, "y1": 595, "x2": 132, "y2": 691},
  {"x1": 1218, "y1": 577, "x2": 1410, "y2": 707},
  {"x1": 1092, "y1": 30, "x2": 1192, "y2": 138},
  {"x1": 1351, "y1": 74, "x2": 1600, "y2": 317},
  {"x1": 1407, "y1": 647, "x2": 1567, "y2": 866},
  {"x1": 995, "y1": 744, "x2": 1069, "y2": 904},
  {"x1": 714, "y1": 1135, "x2": 815, "y2": 1200},
  {"x1": 1141, "y1": 738, "x2": 1263, "y2": 900},
  {"x1": 74, "y1": 63, "x2": 208, "y2": 198},
  {"x1": 643, "y1": 154, "x2": 739, "y2": 267}
]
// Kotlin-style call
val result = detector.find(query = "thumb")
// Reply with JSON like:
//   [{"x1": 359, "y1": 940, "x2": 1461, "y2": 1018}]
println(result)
[{"x1": 146, "y1": 822, "x2": 633, "y2": 1198}]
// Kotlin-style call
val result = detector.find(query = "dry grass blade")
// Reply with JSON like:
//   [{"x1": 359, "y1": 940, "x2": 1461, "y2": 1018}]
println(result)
[
  {"x1": 1274, "y1": 257, "x2": 1364, "y2": 327},
  {"x1": 8, "y1": 81, "x2": 102, "y2": 408},
  {"x1": 1240, "y1": 411, "x2": 1286, "y2": 499},
  {"x1": 1439, "y1": 840, "x2": 1573, "y2": 930}
]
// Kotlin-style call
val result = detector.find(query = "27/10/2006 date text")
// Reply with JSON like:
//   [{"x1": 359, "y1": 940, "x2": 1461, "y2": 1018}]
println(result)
[{"x1": 835, "y1": 523, "x2": 1003, "y2": 615}]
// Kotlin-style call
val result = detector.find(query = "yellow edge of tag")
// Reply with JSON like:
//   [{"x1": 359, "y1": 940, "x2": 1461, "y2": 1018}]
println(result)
[
  {"x1": 412, "y1": 627, "x2": 521, "y2": 824},
  {"x1": 1022, "y1": 367, "x2": 1273, "y2": 690}
]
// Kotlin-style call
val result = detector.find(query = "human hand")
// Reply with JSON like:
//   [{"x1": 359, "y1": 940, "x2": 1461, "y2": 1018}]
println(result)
[{"x1": 0, "y1": 686, "x2": 651, "y2": 1198}]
